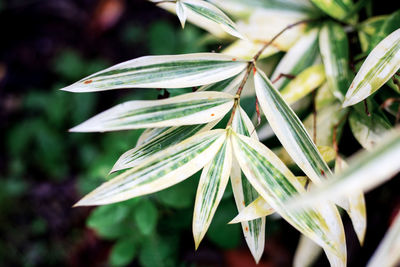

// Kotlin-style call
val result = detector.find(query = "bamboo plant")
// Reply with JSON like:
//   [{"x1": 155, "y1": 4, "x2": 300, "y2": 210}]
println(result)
[{"x1": 62, "y1": 0, "x2": 400, "y2": 266}]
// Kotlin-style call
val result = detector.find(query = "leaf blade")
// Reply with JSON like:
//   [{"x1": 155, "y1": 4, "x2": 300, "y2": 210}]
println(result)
[
  {"x1": 70, "y1": 91, "x2": 234, "y2": 132},
  {"x1": 74, "y1": 129, "x2": 226, "y2": 206},
  {"x1": 61, "y1": 53, "x2": 248, "y2": 92}
]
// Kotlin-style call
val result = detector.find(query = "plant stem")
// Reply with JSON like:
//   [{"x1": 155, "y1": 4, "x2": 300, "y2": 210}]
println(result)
[{"x1": 227, "y1": 19, "x2": 312, "y2": 127}]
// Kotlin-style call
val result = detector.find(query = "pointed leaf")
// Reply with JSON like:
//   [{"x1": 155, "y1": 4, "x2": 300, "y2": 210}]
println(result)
[
  {"x1": 193, "y1": 136, "x2": 232, "y2": 248},
  {"x1": 231, "y1": 132, "x2": 346, "y2": 265},
  {"x1": 198, "y1": 70, "x2": 246, "y2": 94},
  {"x1": 335, "y1": 156, "x2": 367, "y2": 245},
  {"x1": 319, "y1": 21, "x2": 352, "y2": 100},
  {"x1": 367, "y1": 211, "x2": 400, "y2": 267},
  {"x1": 293, "y1": 235, "x2": 323, "y2": 267},
  {"x1": 370, "y1": 10, "x2": 400, "y2": 52},
  {"x1": 281, "y1": 64, "x2": 326, "y2": 105},
  {"x1": 287, "y1": 129, "x2": 400, "y2": 209},
  {"x1": 343, "y1": 28, "x2": 400, "y2": 107},
  {"x1": 230, "y1": 107, "x2": 266, "y2": 262},
  {"x1": 176, "y1": 0, "x2": 187, "y2": 28},
  {"x1": 182, "y1": 0, "x2": 245, "y2": 39},
  {"x1": 61, "y1": 53, "x2": 248, "y2": 92},
  {"x1": 271, "y1": 28, "x2": 320, "y2": 91},
  {"x1": 254, "y1": 68, "x2": 331, "y2": 185},
  {"x1": 70, "y1": 91, "x2": 234, "y2": 132},
  {"x1": 112, "y1": 121, "x2": 217, "y2": 173},
  {"x1": 136, "y1": 127, "x2": 171, "y2": 147},
  {"x1": 74, "y1": 130, "x2": 226, "y2": 206}
]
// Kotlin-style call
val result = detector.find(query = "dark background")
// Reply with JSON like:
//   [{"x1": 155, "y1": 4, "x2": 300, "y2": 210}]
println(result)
[{"x1": 0, "y1": 0, "x2": 399, "y2": 266}]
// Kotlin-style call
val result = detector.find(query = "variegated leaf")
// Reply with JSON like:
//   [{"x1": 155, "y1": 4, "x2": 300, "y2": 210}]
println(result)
[
  {"x1": 343, "y1": 28, "x2": 400, "y2": 107},
  {"x1": 349, "y1": 108, "x2": 392, "y2": 151},
  {"x1": 230, "y1": 176, "x2": 308, "y2": 223},
  {"x1": 370, "y1": 10, "x2": 400, "y2": 53},
  {"x1": 319, "y1": 21, "x2": 352, "y2": 101},
  {"x1": 181, "y1": 0, "x2": 245, "y2": 39},
  {"x1": 335, "y1": 156, "x2": 367, "y2": 245},
  {"x1": 230, "y1": 107, "x2": 265, "y2": 262},
  {"x1": 74, "y1": 130, "x2": 226, "y2": 206},
  {"x1": 254, "y1": 68, "x2": 331, "y2": 185},
  {"x1": 231, "y1": 132, "x2": 346, "y2": 265},
  {"x1": 281, "y1": 64, "x2": 326, "y2": 105},
  {"x1": 286, "y1": 129, "x2": 400, "y2": 209},
  {"x1": 358, "y1": 15, "x2": 388, "y2": 53},
  {"x1": 367, "y1": 211, "x2": 400, "y2": 267},
  {"x1": 61, "y1": 53, "x2": 248, "y2": 92},
  {"x1": 136, "y1": 127, "x2": 171, "y2": 147},
  {"x1": 310, "y1": 0, "x2": 352, "y2": 21},
  {"x1": 271, "y1": 28, "x2": 320, "y2": 91},
  {"x1": 70, "y1": 91, "x2": 234, "y2": 132},
  {"x1": 223, "y1": 39, "x2": 279, "y2": 60},
  {"x1": 293, "y1": 235, "x2": 323, "y2": 267},
  {"x1": 176, "y1": 0, "x2": 187, "y2": 28},
  {"x1": 193, "y1": 135, "x2": 232, "y2": 249},
  {"x1": 315, "y1": 82, "x2": 336, "y2": 111},
  {"x1": 111, "y1": 121, "x2": 218, "y2": 173}
]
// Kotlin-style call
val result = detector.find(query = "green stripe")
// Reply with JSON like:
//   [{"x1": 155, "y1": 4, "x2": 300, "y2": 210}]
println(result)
[{"x1": 257, "y1": 72, "x2": 331, "y2": 176}]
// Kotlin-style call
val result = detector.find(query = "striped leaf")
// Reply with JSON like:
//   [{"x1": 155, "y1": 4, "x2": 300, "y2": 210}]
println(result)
[
  {"x1": 281, "y1": 64, "x2": 326, "y2": 105},
  {"x1": 70, "y1": 91, "x2": 234, "y2": 132},
  {"x1": 197, "y1": 70, "x2": 246, "y2": 94},
  {"x1": 223, "y1": 39, "x2": 279, "y2": 61},
  {"x1": 61, "y1": 53, "x2": 248, "y2": 92},
  {"x1": 230, "y1": 107, "x2": 266, "y2": 262},
  {"x1": 349, "y1": 108, "x2": 392, "y2": 151},
  {"x1": 193, "y1": 135, "x2": 232, "y2": 249},
  {"x1": 231, "y1": 132, "x2": 346, "y2": 265},
  {"x1": 286, "y1": 129, "x2": 400, "y2": 209},
  {"x1": 315, "y1": 82, "x2": 336, "y2": 111},
  {"x1": 230, "y1": 176, "x2": 308, "y2": 223},
  {"x1": 74, "y1": 129, "x2": 226, "y2": 206},
  {"x1": 136, "y1": 127, "x2": 171, "y2": 147},
  {"x1": 367, "y1": 211, "x2": 400, "y2": 267},
  {"x1": 176, "y1": 0, "x2": 187, "y2": 28},
  {"x1": 358, "y1": 15, "x2": 388, "y2": 53},
  {"x1": 111, "y1": 121, "x2": 217, "y2": 173},
  {"x1": 310, "y1": 0, "x2": 352, "y2": 21},
  {"x1": 293, "y1": 235, "x2": 323, "y2": 267},
  {"x1": 254, "y1": 68, "x2": 331, "y2": 185},
  {"x1": 319, "y1": 21, "x2": 352, "y2": 101},
  {"x1": 343, "y1": 28, "x2": 400, "y2": 107},
  {"x1": 182, "y1": 0, "x2": 245, "y2": 39},
  {"x1": 271, "y1": 28, "x2": 320, "y2": 91}
]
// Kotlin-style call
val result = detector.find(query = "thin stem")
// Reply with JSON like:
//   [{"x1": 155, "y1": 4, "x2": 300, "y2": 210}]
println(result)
[{"x1": 227, "y1": 18, "x2": 312, "y2": 127}]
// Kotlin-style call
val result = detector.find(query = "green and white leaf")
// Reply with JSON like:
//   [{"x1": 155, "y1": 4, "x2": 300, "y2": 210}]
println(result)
[
  {"x1": 315, "y1": 82, "x2": 337, "y2": 110},
  {"x1": 254, "y1": 68, "x2": 331, "y2": 185},
  {"x1": 74, "y1": 130, "x2": 226, "y2": 206},
  {"x1": 349, "y1": 108, "x2": 392, "y2": 150},
  {"x1": 358, "y1": 15, "x2": 388, "y2": 53},
  {"x1": 231, "y1": 132, "x2": 346, "y2": 265},
  {"x1": 70, "y1": 91, "x2": 234, "y2": 132},
  {"x1": 367, "y1": 211, "x2": 400, "y2": 267},
  {"x1": 370, "y1": 10, "x2": 400, "y2": 53},
  {"x1": 181, "y1": 0, "x2": 245, "y2": 39},
  {"x1": 319, "y1": 21, "x2": 352, "y2": 101},
  {"x1": 230, "y1": 176, "x2": 308, "y2": 224},
  {"x1": 286, "y1": 129, "x2": 400, "y2": 209},
  {"x1": 343, "y1": 28, "x2": 400, "y2": 107},
  {"x1": 61, "y1": 53, "x2": 248, "y2": 92},
  {"x1": 136, "y1": 127, "x2": 171, "y2": 147},
  {"x1": 271, "y1": 28, "x2": 320, "y2": 91},
  {"x1": 193, "y1": 135, "x2": 232, "y2": 249},
  {"x1": 111, "y1": 121, "x2": 218, "y2": 173},
  {"x1": 335, "y1": 156, "x2": 367, "y2": 245},
  {"x1": 176, "y1": 0, "x2": 187, "y2": 28},
  {"x1": 281, "y1": 64, "x2": 326, "y2": 105},
  {"x1": 230, "y1": 107, "x2": 266, "y2": 262},
  {"x1": 310, "y1": 0, "x2": 352, "y2": 21},
  {"x1": 293, "y1": 235, "x2": 323, "y2": 267}
]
